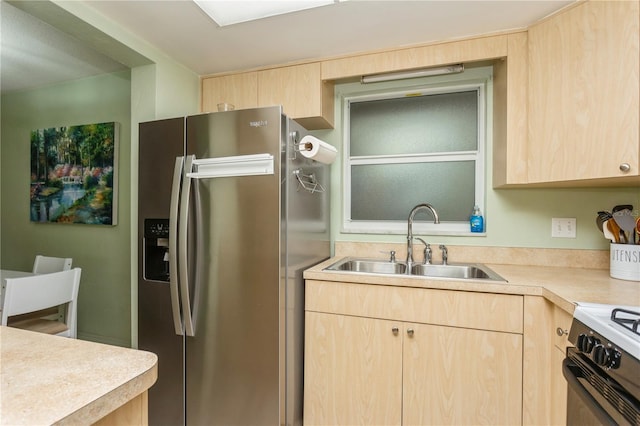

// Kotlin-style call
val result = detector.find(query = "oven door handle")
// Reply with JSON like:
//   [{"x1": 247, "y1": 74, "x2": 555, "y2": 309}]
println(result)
[{"x1": 562, "y1": 358, "x2": 616, "y2": 425}]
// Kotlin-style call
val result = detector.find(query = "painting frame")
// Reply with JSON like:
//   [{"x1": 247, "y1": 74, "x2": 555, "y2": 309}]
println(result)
[{"x1": 29, "y1": 122, "x2": 119, "y2": 225}]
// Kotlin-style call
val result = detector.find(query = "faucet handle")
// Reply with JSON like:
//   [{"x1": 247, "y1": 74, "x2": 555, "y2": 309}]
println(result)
[
  {"x1": 380, "y1": 250, "x2": 396, "y2": 262},
  {"x1": 414, "y1": 238, "x2": 431, "y2": 264},
  {"x1": 439, "y1": 244, "x2": 448, "y2": 265}
]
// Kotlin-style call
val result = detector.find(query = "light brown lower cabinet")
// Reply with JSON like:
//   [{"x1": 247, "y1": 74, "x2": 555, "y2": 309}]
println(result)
[
  {"x1": 550, "y1": 346, "x2": 568, "y2": 426},
  {"x1": 304, "y1": 281, "x2": 524, "y2": 425},
  {"x1": 550, "y1": 305, "x2": 573, "y2": 425},
  {"x1": 403, "y1": 322, "x2": 522, "y2": 425},
  {"x1": 304, "y1": 313, "x2": 403, "y2": 425},
  {"x1": 93, "y1": 391, "x2": 148, "y2": 426}
]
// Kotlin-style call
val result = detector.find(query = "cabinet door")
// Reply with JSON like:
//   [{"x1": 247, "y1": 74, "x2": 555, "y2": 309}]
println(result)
[
  {"x1": 493, "y1": 32, "x2": 529, "y2": 187},
  {"x1": 550, "y1": 306, "x2": 572, "y2": 424},
  {"x1": 201, "y1": 72, "x2": 258, "y2": 112},
  {"x1": 528, "y1": 1, "x2": 639, "y2": 182},
  {"x1": 403, "y1": 322, "x2": 523, "y2": 425},
  {"x1": 553, "y1": 306, "x2": 572, "y2": 352},
  {"x1": 550, "y1": 346, "x2": 568, "y2": 426},
  {"x1": 258, "y1": 63, "x2": 334, "y2": 129},
  {"x1": 303, "y1": 312, "x2": 402, "y2": 426}
]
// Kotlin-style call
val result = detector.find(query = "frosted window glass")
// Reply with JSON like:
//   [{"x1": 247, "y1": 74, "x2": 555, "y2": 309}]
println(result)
[
  {"x1": 350, "y1": 91, "x2": 478, "y2": 156},
  {"x1": 351, "y1": 162, "x2": 475, "y2": 222}
]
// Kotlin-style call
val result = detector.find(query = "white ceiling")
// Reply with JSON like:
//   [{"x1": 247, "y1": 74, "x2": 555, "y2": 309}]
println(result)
[
  {"x1": 1, "y1": 0, "x2": 574, "y2": 94},
  {"x1": 0, "y1": 0, "x2": 127, "y2": 93}
]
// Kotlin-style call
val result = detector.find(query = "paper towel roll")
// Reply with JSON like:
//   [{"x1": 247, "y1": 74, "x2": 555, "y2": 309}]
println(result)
[{"x1": 298, "y1": 135, "x2": 337, "y2": 164}]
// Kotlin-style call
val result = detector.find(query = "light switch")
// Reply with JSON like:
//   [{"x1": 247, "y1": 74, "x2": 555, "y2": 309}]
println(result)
[{"x1": 551, "y1": 218, "x2": 576, "y2": 238}]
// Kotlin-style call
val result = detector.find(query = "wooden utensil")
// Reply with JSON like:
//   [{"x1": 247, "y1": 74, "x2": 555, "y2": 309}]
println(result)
[
  {"x1": 606, "y1": 219, "x2": 622, "y2": 243},
  {"x1": 603, "y1": 219, "x2": 618, "y2": 243}
]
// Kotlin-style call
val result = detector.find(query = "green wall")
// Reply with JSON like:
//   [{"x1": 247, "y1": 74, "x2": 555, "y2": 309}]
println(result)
[
  {"x1": 0, "y1": 0, "x2": 200, "y2": 348},
  {"x1": 1, "y1": 70, "x2": 133, "y2": 346},
  {"x1": 313, "y1": 67, "x2": 639, "y2": 251}
]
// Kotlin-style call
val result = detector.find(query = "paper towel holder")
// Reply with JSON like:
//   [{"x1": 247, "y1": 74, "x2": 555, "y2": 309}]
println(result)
[
  {"x1": 293, "y1": 168, "x2": 325, "y2": 194},
  {"x1": 289, "y1": 131, "x2": 301, "y2": 160},
  {"x1": 289, "y1": 131, "x2": 319, "y2": 161}
]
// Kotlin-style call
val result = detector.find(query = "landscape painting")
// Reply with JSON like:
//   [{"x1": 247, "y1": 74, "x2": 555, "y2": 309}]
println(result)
[{"x1": 30, "y1": 122, "x2": 118, "y2": 225}]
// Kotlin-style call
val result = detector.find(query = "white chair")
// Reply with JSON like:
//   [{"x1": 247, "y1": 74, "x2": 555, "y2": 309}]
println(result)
[
  {"x1": 1, "y1": 268, "x2": 81, "y2": 338},
  {"x1": 29, "y1": 255, "x2": 73, "y2": 321},
  {"x1": 32, "y1": 255, "x2": 73, "y2": 274}
]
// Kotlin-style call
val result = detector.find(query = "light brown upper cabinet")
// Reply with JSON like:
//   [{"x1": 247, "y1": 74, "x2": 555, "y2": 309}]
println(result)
[
  {"x1": 258, "y1": 63, "x2": 334, "y2": 129},
  {"x1": 527, "y1": 0, "x2": 639, "y2": 185},
  {"x1": 493, "y1": 31, "x2": 529, "y2": 187},
  {"x1": 321, "y1": 34, "x2": 508, "y2": 80},
  {"x1": 201, "y1": 72, "x2": 258, "y2": 112}
]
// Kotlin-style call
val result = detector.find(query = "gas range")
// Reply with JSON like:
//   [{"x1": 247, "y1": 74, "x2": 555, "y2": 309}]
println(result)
[
  {"x1": 566, "y1": 302, "x2": 640, "y2": 425},
  {"x1": 572, "y1": 302, "x2": 640, "y2": 362}
]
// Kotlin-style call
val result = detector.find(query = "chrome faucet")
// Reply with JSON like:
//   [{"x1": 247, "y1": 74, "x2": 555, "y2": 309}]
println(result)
[{"x1": 406, "y1": 203, "x2": 440, "y2": 270}]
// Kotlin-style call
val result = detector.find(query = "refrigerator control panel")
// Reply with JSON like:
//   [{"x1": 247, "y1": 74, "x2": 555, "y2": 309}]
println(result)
[
  {"x1": 144, "y1": 218, "x2": 170, "y2": 282},
  {"x1": 145, "y1": 218, "x2": 169, "y2": 238}
]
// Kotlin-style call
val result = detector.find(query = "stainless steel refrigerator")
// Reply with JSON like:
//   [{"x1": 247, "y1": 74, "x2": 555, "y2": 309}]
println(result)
[{"x1": 138, "y1": 106, "x2": 330, "y2": 426}]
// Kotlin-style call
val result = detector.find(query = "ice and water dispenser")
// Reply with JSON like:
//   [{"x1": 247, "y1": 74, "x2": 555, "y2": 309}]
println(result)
[{"x1": 143, "y1": 219, "x2": 170, "y2": 282}]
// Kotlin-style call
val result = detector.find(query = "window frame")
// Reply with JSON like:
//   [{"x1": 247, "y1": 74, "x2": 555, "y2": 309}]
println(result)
[{"x1": 341, "y1": 80, "x2": 487, "y2": 235}]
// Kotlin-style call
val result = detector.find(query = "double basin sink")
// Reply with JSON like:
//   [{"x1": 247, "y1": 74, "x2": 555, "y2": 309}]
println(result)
[{"x1": 324, "y1": 257, "x2": 506, "y2": 282}]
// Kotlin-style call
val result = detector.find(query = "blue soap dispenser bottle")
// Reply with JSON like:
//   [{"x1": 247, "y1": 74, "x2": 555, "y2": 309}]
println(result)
[{"x1": 470, "y1": 205, "x2": 484, "y2": 233}]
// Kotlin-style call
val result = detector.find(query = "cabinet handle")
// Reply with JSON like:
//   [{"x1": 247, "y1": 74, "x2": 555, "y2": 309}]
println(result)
[
  {"x1": 556, "y1": 327, "x2": 568, "y2": 337},
  {"x1": 407, "y1": 328, "x2": 414, "y2": 337},
  {"x1": 392, "y1": 327, "x2": 399, "y2": 336},
  {"x1": 619, "y1": 163, "x2": 631, "y2": 173}
]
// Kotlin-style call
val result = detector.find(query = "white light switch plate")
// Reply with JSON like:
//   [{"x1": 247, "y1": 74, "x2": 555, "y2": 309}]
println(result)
[{"x1": 551, "y1": 218, "x2": 576, "y2": 238}]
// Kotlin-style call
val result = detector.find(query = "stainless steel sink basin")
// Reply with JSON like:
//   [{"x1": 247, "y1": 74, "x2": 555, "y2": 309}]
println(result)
[
  {"x1": 324, "y1": 257, "x2": 506, "y2": 282},
  {"x1": 324, "y1": 258, "x2": 407, "y2": 275},
  {"x1": 410, "y1": 263, "x2": 505, "y2": 281}
]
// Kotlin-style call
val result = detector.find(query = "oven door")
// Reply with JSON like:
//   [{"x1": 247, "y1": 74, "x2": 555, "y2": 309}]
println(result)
[{"x1": 563, "y1": 348, "x2": 639, "y2": 426}]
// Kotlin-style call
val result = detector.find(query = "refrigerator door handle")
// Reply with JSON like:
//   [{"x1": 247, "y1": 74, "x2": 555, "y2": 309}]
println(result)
[
  {"x1": 179, "y1": 154, "x2": 196, "y2": 337},
  {"x1": 186, "y1": 153, "x2": 274, "y2": 179},
  {"x1": 169, "y1": 156, "x2": 185, "y2": 336}
]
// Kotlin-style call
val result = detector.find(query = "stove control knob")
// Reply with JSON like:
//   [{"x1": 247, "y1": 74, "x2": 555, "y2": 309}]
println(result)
[
  {"x1": 592, "y1": 344, "x2": 614, "y2": 368},
  {"x1": 609, "y1": 349, "x2": 622, "y2": 369},
  {"x1": 577, "y1": 334, "x2": 587, "y2": 352},
  {"x1": 577, "y1": 334, "x2": 599, "y2": 353}
]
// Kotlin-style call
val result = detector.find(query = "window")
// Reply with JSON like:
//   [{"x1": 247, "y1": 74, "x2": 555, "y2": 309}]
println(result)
[{"x1": 342, "y1": 81, "x2": 486, "y2": 235}]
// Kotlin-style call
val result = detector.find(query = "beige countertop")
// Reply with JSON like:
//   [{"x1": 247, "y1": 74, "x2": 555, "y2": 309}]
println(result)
[
  {"x1": 0, "y1": 327, "x2": 157, "y2": 425},
  {"x1": 304, "y1": 255, "x2": 640, "y2": 315}
]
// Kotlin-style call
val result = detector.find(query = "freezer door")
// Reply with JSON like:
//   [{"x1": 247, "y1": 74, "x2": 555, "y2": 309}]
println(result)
[
  {"x1": 138, "y1": 117, "x2": 185, "y2": 426},
  {"x1": 184, "y1": 107, "x2": 283, "y2": 425}
]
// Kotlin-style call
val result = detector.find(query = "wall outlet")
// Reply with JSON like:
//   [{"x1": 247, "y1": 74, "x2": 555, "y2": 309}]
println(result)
[{"x1": 551, "y1": 218, "x2": 576, "y2": 238}]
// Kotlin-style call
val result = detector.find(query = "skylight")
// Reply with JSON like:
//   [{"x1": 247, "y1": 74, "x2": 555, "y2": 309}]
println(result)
[{"x1": 193, "y1": 0, "x2": 337, "y2": 27}]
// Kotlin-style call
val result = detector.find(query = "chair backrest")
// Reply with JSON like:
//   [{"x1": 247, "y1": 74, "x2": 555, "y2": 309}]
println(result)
[
  {"x1": 1, "y1": 268, "x2": 81, "y2": 338},
  {"x1": 32, "y1": 255, "x2": 73, "y2": 274}
]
